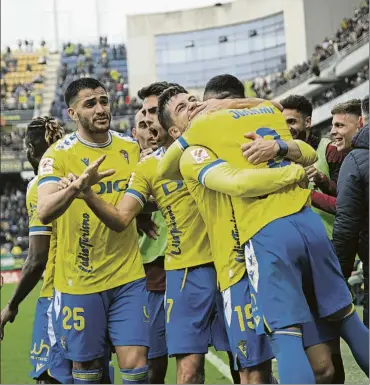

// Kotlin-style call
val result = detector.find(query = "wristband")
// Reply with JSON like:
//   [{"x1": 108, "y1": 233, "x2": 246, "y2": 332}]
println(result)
[{"x1": 276, "y1": 139, "x2": 288, "y2": 157}]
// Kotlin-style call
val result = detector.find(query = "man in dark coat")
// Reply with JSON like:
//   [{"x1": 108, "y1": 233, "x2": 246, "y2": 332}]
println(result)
[{"x1": 333, "y1": 96, "x2": 369, "y2": 327}]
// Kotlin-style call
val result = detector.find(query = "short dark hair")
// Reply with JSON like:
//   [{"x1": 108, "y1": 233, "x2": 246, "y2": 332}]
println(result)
[
  {"x1": 157, "y1": 85, "x2": 188, "y2": 131},
  {"x1": 280, "y1": 95, "x2": 313, "y2": 117},
  {"x1": 64, "y1": 77, "x2": 106, "y2": 107},
  {"x1": 203, "y1": 74, "x2": 245, "y2": 100},
  {"x1": 137, "y1": 81, "x2": 184, "y2": 100},
  {"x1": 331, "y1": 99, "x2": 362, "y2": 117},
  {"x1": 361, "y1": 95, "x2": 369, "y2": 118}
]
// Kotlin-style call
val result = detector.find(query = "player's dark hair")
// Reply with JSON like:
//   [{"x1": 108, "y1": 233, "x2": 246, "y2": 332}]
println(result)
[
  {"x1": 361, "y1": 95, "x2": 369, "y2": 120},
  {"x1": 26, "y1": 116, "x2": 65, "y2": 156},
  {"x1": 64, "y1": 77, "x2": 106, "y2": 107},
  {"x1": 280, "y1": 94, "x2": 313, "y2": 118},
  {"x1": 331, "y1": 99, "x2": 362, "y2": 117},
  {"x1": 203, "y1": 74, "x2": 245, "y2": 100},
  {"x1": 157, "y1": 85, "x2": 188, "y2": 131},
  {"x1": 137, "y1": 81, "x2": 184, "y2": 100}
]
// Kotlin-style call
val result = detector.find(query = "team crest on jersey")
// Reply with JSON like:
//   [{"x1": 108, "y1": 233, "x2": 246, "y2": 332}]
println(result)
[
  {"x1": 238, "y1": 340, "x2": 248, "y2": 359},
  {"x1": 81, "y1": 158, "x2": 89, "y2": 166},
  {"x1": 39, "y1": 158, "x2": 54, "y2": 175},
  {"x1": 190, "y1": 148, "x2": 210, "y2": 164},
  {"x1": 245, "y1": 241, "x2": 259, "y2": 293},
  {"x1": 120, "y1": 150, "x2": 129, "y2": 163}
]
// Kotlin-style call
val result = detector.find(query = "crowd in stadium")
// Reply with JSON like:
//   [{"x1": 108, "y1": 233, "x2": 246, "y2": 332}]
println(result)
[
  {"x1": 0, "y1": 1, "x2": 369, "y2": 385},
  {"x1": 252, "y1": 0, "x2": 369, "y2": 98}
]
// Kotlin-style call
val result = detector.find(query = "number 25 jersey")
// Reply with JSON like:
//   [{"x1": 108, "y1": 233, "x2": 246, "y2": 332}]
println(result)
[{"x1": 38, "y1": 131, "x2": 145, "y2": 295}]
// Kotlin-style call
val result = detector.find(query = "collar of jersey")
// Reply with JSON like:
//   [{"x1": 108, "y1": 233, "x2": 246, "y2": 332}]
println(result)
[{"x1": 76, "y1": 131, "x2": 112, "y2": 148}]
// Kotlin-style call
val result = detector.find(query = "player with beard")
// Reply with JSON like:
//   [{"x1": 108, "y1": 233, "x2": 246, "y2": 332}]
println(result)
[
  {"x1": 154, "y1": 86, "x2": 369, "y2": 383},
  {"x1": 132, "y1": 109, "x2": 169, "y2": 384},
  {"x1": 0, "y1": 117, "x2": 72, "y2": 384},
  {"x1": 36, "y1": 78, "x2": 150, "y2": 385},
  {"x1": 280, "y1": 95, "x2": 347, "y2": 233}
]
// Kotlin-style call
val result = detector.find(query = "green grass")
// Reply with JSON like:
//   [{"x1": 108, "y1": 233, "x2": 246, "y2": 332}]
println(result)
[{"x1": 1, "y1": 283, "x2": 368, "y2": 384}]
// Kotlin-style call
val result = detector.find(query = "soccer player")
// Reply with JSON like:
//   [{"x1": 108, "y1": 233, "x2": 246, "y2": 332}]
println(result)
[
  {"x1": 61, "y1": 81, "x2": 232, "y2": 384},
  {"x1": 280, "y1": 94, "x2": 347, "y2": 231},
  {"x1": 156, "y1": 87, "x2": 370, "y2": 383},
  {"x1": 0, "y1": 117, "x2": 71, "y2": 384},
  {"x1": 36, "y1": 78, "x2": 149, "y2": 385},
  {"x1": 132, "y1": 109, "x2": 169, "y2": 384}
]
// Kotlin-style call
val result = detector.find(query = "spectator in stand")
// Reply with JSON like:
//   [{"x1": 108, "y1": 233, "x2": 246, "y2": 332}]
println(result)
[
  {"x1": 281, "y1": 95, "x2": 347, "y2": 240},
  {"x1": 252, "y1": 0, "x2": 369, "y2": 98},
  {"x1": 333, "y1": 96, "x2": 369, "y2": 328}
]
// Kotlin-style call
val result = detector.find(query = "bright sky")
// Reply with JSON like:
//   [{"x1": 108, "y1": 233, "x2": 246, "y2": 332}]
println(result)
[{"x1": 1, "y1": 0, "x2": 227, "y2": 49}]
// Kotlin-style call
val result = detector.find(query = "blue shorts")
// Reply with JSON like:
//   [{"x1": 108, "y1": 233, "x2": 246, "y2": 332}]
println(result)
[
  {"x1": 245, "y1": 207, "x2": 352, "y2": 335},
  {"x1": 302, "y1": 316, "x2": 338, "y2": 348},
  {"x1": 222, "y1": 274, "x2": 274, "y2": 370},
  {"x1": 165, "y1": 263, "x2": 227, "y2": 356},
  {"x1": 53, "y1": 278, "x2": 149, "y2": 361},
  {"x1": 147, "y1": 290, "x2": 167, "y2": 359},
  {"x1": 30, "y1": 297, "x2": 72, "y2": 383},
  {"x1": 209, "y1": 290, "x2": 231, "y2": 352}
]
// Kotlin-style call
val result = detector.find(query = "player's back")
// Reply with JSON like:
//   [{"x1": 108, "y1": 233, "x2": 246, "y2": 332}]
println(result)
[
  {"x1": 38, "y1": 131, "x2": 144, "y2": 295},
  {"x1": 126, "y1": 147, "x2": 212, "y2": 271},
  {"x1": 181, "y1": 102, "x2": 311, "y2": 244},
  {"x1": 179, "y1": 147, "x2": 245, "y2": 292},
  {"x1": 26, "y1": 176, "x2": 56, "y2": 298}
]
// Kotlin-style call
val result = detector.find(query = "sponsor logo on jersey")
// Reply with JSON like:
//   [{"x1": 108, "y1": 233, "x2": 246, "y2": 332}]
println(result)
[{"x1": 77, "y1": 213, "x2": 93, "y2": 273}]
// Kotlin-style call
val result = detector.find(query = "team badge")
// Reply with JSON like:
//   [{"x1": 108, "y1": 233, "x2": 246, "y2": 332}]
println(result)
[
  {"x1": 238, "y1": 340, "x2": 248, "y2": 358},
  {"x1": 120, "y1": 150, "x2": 129, "y2": 164}
]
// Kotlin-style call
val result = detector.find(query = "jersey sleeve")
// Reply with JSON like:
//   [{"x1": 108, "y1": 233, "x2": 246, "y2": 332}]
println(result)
[
  {"x1": 37, "y1": 145, "x2": 66, "y2": 189},
  {"x1": 124, "y1": 160, "x2": 152, "y2": 208},
  {"x1": 293, "y1": 139, "x2": 318, "y2": 166},
  {"x1": 26, "y1": 187, "x2": 52, "y2": 236},
  {"x1": 180, "y1": 146, "x2": 306, "y2": 198}
]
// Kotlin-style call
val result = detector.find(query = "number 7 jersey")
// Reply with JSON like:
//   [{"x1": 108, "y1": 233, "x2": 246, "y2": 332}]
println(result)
[{"x1": 38, "y1": 131, "x2": 145, "y2": 295}]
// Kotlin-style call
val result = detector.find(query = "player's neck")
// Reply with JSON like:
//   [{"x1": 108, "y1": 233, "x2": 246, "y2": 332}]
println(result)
[
  {"x1": 163, "y1": 137, "x2": 174, "y2": 150},
  {"x1": 77, "y1": 128, "x2": 110, "y2": 144}
]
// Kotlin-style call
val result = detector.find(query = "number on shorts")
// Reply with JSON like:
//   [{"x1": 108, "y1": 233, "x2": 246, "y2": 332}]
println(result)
[
  {"x1": 166, "y1": 299, "x2": 174, "y2": 323},
  {"x1": 62, "y1": 306, "x2": 85, "y2": 331},
  {"x1": 234, "y1": 304, "x2": 255, "y2": 331}
]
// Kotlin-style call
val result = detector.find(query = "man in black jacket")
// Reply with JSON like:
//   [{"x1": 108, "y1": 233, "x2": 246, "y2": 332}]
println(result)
[{"x1": 333, "y1": 96, "x2": 369, "y2": 328}]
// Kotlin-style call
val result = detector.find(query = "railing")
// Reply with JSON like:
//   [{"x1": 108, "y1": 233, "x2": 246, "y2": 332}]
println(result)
[{"x1": 272, "y1": 29, "x2": 369, "y2": 96}]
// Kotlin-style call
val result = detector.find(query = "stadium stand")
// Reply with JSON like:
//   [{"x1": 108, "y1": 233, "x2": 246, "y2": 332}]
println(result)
[
  {"x1": 50, "y1": 40, "x2": 141, "y2": 134},
  {"x1": 251, "y1": 0, "x2": 369, "y2": 99}
]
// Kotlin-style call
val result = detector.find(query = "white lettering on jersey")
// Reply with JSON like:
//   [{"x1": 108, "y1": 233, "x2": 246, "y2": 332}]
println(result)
[
  {"x1": 190, "y1": 148, "x2": 210, "y2": 164},
  {"x1": 39, "y1": 158, "x2": 54, "y2": 175}
]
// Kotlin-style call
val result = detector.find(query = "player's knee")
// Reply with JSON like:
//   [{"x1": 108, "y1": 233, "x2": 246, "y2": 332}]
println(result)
[
  {"x1": 72, "y1": 357, "x2": 104, "y2": 371},
  {"x1": 116, "y1": 345, "x2": 148, "y2": 369},
  {"x1": 176, "y1": 354, "x2": 204, "y2": 384},
  {"x1": 312, "y1": 361, "x2": 335, "y2": 384},
  {"x1": 148, "y1": 355, "x2": 168, "y2": 384}
]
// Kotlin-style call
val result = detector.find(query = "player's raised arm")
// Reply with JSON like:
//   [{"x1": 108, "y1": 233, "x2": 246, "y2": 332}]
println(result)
[
  {"x1": 180, "y1": 146, "x2": 306, "y2": 198},
  {"x1": 241, "y1": 133, "x2": 317, "y2": 167}
]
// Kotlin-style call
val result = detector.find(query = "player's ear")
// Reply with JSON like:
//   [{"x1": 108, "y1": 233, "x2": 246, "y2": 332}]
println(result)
[
  {"x1": 132, "y1": 127, "x2": 137, "y2": 139},
  {"x1": 67, "y1": 107, "x2": 78, "y2": 122},
  {"x1": 168, "y1": 126, "x2": 180, "y2": 140},
  {"x1": 305, "y1": 115, "x2": 311, "y2": 130}
]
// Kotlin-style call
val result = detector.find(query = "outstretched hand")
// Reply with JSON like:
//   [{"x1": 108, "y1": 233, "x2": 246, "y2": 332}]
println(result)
[{"x1": 0, "y1": 304, "x2": 18, "y2": 341}]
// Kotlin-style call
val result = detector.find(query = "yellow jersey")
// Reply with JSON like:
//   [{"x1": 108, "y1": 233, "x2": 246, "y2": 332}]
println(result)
[
  {"x1": 158, "y1": 102, "x2": 316, "y2": 245},
  {"x1": 180, "y1": 145, "x2": 307, "y2": 291},
  {"x1": 26, "y1": 176, "x2": 56, "y2": 298},
  {"x1": 126, "y1": 147, "x2": 212, "y2": 271},
  {"x1": 38, "y1": 131, "x2": 145, "y2": 295}
]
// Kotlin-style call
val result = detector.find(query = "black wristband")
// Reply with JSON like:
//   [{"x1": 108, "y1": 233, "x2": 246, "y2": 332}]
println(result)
[{"x1": 276, "y1": 139, "x2": 288, "y2": 157}]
